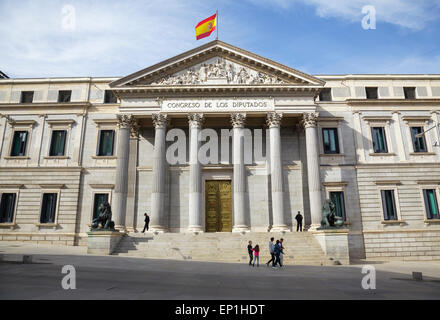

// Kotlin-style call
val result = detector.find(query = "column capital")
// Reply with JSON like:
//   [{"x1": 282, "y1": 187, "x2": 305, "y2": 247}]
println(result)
[
  {"x1": 130, "y1": 120, "x2": 140, "y2": 138},
  {"x1": 152, "y1": 113, "x2": 168, "y2": 129},
  {"x1": 266, "y1": 112, "x2": 283, "y2": 128},
  {"x1": 302, "y1": 112, "x2": 319, "y2": 128},
  {"x1": 230, "y1": 113, "x2": 246, "y2": 128},
  {"x1": 117, "y1": 114, "x2": 135, "y2": 129},
  {"x1": 188, "y1": 113, "x2": 204, "y2": 129}
]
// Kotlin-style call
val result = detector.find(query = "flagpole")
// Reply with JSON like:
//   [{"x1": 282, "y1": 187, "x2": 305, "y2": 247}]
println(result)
[{"x1": 216, "y1": 9, "x2": 218, "y2": 40}]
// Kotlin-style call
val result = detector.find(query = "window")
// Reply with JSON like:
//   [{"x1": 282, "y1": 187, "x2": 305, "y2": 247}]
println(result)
[
  {"x1": 381, "y1": 190, "x2": 398, "y2": 220},
  {"x1": 371, "y1": 127, "x2": 388, "y2": 153},
  {"x1": 322, "y1": 128, "x2": 340, "y2": 154},
  {"x1": 330, "y1": 191, "x2": 346, "y2": 221},
  {"x1": 93, "y1": 193, "x2": 109, "y2": 220},
  {"x1": 49, "y1": 130, "x2": 67, "y2": 156},
  {"x1": 423, "y1": 189, "x2": 439, "y2": 220},
  {"x1": 10, "y1": 131, "x2": 28, "y2": 156},
  {"x1": 404, "y1": 87, "x2": 416, "y2": 99},
  {"x1": 97, "y1": 130, "x2": 115, "y2": 156},
  {"x1": 58, "y1": 90, "x2": 72, "y2": 103},
  {"x1": 319, "y1": 88, "x2": 332, "y2": 102},
  {"x1": 20, "y1": 91, "x2": 34, "y2": 103},
  {"x1": 40, "y1": 193, "x2": 58, "y2": 224},
  {"x1": 410, "y1": 127, "x2": 427, "y2": 153},
  {"x1": 0, "y1": 193, "x2": 16, "y2": 223},
  {"x1": 104, "y1": 90, "x2": 117, "y2": 104},
  {"x1": 365, "y1": 87, "x2": 378, "y2": 99}
]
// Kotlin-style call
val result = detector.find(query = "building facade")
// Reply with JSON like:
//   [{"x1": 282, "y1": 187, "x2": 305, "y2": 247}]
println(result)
[{"x1": 0, "y1": 41, "x2": 439, "y2": 261}]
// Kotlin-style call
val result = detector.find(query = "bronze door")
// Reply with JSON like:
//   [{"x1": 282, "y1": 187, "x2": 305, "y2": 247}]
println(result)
[{"x1": 205, "y1": 180, "x2": 232, "y2": 232}]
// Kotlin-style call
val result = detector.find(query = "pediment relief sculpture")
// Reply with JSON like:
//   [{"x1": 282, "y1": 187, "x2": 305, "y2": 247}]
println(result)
[{"x1": 150, "y1": 58, "x2": 287, "y2": 85}]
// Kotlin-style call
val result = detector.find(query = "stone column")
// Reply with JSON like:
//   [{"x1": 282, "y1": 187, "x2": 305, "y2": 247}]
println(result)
[
  {"x1": 150, "y1": 113, "x2": 168, "y2": 232},
  {"x1": 188, "y1": 113, "x2": 204, "y2": 232},
  {"x1": 113, "y1": 114, "x2": 135, "y2": 230},
  {"x1": 303, "y1": 112, "x2": 323, "y2": 230},
  {"x1": 231, "y1": 113, "x2": 249, "y2": 232},
  {"x1": 267, "y1": 112, "x2": 289, "y2": 232},
  {"x1": 125, "y1": 121, "x2": 140, "y2": 232}
]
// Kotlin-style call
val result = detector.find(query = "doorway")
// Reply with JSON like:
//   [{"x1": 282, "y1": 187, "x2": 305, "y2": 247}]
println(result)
[{"x1": 205, "y1": 180, "x2": 232, "y2": 232}]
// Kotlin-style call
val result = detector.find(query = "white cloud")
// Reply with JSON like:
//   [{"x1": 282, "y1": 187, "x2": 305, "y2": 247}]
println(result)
[
  {"x1": 0, "y1": 0, "x2": 224, "y2": 77},
  {"x1": 250, "y1": 0, "x2": 440, "y2": 30}
]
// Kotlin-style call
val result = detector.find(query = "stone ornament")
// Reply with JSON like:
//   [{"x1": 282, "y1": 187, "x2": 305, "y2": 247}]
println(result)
[
  {"x1": 130, "y1": 120, "x2": 140, "y2": 138},
  {"x1": 151, "y1": 58, "x2": 287, "y2": 85},
  {"x1": 152, "y1": 113, "x2": 168, "y2": 129},
  {"x1": 188, "y1": 113, "x2": 205, "y2": 129},
  {"x1": 230, "y1": 113, "x2": 247, "y2": 128},
  {"x1": 266, "y1": 112, "x2": 283, "y2": 128},
  {"x1": 117, "y1": 114, "x2": 135, "y2": 129},
  {"x1": 302, "y1": 112, "x2": 319, "y2": 128},
  {"x1": 91, "y1": 201, "x2": 115, "y2": 231}
]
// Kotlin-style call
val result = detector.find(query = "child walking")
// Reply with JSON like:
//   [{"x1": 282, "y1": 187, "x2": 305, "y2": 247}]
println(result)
[{"x1": 252, "y1": 244, "x2": 260, "y2": 267}]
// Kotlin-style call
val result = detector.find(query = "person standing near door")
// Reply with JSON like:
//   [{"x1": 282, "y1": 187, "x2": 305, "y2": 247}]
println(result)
[
  {"x1": 142, "y1": 213, "x2": 150, "y2": 233},
  {"x1": 295, "y1": 211, "x2": 303, "y2": 232}
]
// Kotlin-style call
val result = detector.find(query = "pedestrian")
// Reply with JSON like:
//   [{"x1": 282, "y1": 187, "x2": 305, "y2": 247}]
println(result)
[
  {"x1": 280, "y1": 238, "x2": 285, "y2": 266},
  {"x1": 273, "y1": 240, "x2": 283, "y2": 268},
  {"x1": 295, "y1": 211, "x2": 303, "y2": 232},
  {"x1": 266, "y1": 237, "x2": 275, "y2": 267},
  {"x1": 247, "y1": 241, "x2": 253, "y2": 266},
  {"x1": 142, "y1": 213, "x2": 150, "y2": 233},
  {"x1": 252, "y1": 245, "x2": 260, "y2": 267}
]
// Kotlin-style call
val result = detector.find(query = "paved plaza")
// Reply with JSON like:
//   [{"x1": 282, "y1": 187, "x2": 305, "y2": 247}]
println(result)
[{"x1": 0, "y1": 243, "x2": 439, "y2": 300}]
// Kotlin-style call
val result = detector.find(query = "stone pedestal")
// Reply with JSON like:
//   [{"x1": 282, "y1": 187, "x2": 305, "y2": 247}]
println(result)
[
  {"x1": 312, "y1": 229, "x2": 350, "y2": 265},
  {"x1": 87, "y1": 231, "x2": 125, "y2": 255}
]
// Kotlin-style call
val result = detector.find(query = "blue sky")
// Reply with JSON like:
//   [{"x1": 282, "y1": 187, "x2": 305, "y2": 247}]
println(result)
[{"x1": 1, "y1": 0, "x2": 439, "y2": 78}]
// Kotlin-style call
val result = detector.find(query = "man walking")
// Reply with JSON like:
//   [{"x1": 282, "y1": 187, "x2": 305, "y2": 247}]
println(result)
[
  {"x1": 295, "y1": 211, "x2": 303, "y2": 232},
  {"x1": 142, "y1": 213, "x2": 150, "y2": 233},
  {"x1": 273, "y1": 240, "x2": 283, "y2": 268},
  {"x1": 279, "y1": 238, "x2": 285, "y2": 266},
  {"x1": 247, "y1": 241, "x2": 254, "y2": 266},
  {"x1": 266, "y1": 237, "x2": 275, "y2": 267}
]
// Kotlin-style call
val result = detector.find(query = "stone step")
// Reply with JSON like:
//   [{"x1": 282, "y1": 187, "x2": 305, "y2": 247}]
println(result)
[{"x1": 113, "y1": 232, "x2": 329, "y2": 265}]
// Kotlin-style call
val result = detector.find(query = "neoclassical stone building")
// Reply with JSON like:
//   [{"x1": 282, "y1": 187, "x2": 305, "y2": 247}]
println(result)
[{"x1": 1, "y1": 41, "x2": 440, "y2": 261}]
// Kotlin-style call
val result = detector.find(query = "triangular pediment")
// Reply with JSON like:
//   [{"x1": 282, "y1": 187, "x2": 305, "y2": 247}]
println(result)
[{"x1": 110, "y1": 40, "x2": 325, "y2": 88}]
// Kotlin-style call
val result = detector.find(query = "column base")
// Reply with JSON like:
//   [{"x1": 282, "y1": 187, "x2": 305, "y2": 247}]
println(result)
[
  {"x1": 114, "y1": 225, "x2": 127, "y2": 232},
  {"x1": 187, "y1": 226, "x2": 204, "y2": 234},
  {"x1": 149, "y1": 226, "x2": 168, "y2": 233},
  {"x1": 270, "y1": 225, "x2": 291, "y2": 232},
  {"x1": 232, "y1": 225, "x2": 250, "y2": 233},
  {"x1": 306, "y1": 223, "x2": 322, "y2": 231}
]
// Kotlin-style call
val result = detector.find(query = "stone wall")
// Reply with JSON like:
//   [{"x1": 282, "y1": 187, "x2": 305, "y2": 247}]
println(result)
[{"x1": 364, "y1": 230, "x2": 440, "y2": 260}]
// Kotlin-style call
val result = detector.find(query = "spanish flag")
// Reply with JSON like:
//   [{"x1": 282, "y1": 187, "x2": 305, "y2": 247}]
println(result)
[{"x1": 195, "y1": 13, "x2": 217, "y2": 40}]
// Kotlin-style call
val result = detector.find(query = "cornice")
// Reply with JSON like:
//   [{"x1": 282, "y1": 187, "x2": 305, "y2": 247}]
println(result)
[
  {"x1": 347, "y1": 98, "x2": 440, "y2": 106},
  {"x1": 0, "y1": 102, "x2": 91, "y2": 108}
]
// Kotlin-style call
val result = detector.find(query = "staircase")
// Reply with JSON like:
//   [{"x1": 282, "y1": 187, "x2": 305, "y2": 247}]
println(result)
[{"x1": 113, "y1": 232, "x2": 334, "y2": 266}]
